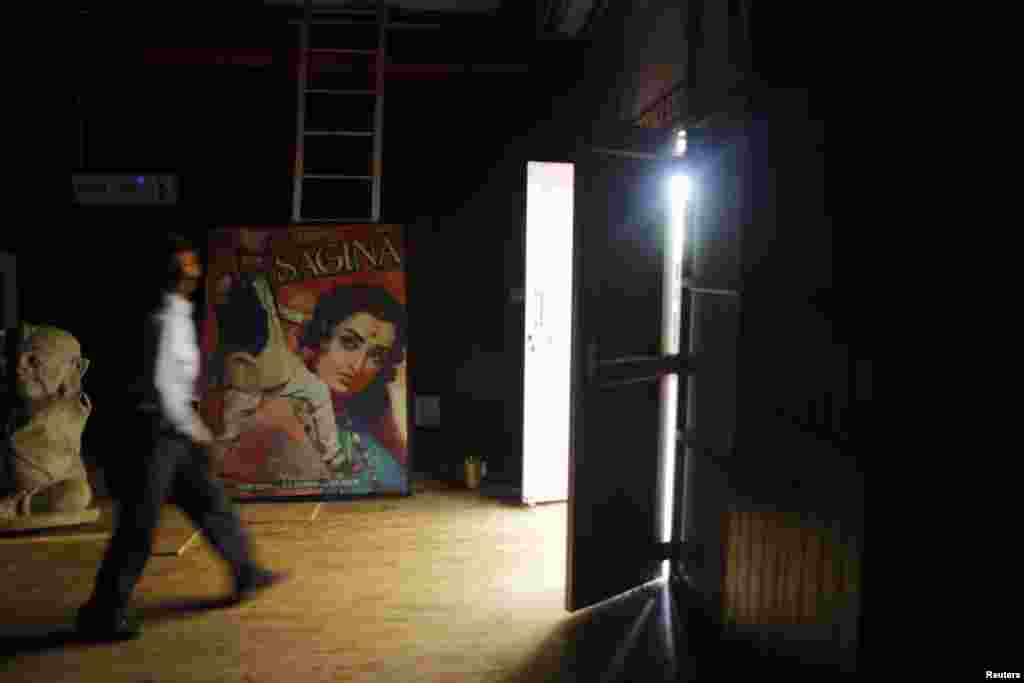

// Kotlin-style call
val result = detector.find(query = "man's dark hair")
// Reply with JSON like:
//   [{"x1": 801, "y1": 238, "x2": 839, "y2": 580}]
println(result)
[
  {"x1": 299, "y1": 284, "x2": 407, "y2": 426},
  {"x1": 164, "y1": 233, "x2": 195, "y2": 290}
]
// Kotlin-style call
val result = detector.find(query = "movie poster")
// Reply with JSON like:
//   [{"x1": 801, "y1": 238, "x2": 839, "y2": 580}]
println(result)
[{"x1": 200, "y1": 225, "x2": 409, "y2": 498}]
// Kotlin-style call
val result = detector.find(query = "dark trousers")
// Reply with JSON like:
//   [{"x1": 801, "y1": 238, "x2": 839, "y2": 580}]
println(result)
[{"x1": 89, "y1": 415, "x2": 255, "y2": 609}]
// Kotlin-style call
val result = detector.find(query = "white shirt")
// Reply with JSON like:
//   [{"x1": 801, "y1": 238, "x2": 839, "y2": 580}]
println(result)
[{"x1": 153, "y1": 292, "x2": 201, "y2": 439}]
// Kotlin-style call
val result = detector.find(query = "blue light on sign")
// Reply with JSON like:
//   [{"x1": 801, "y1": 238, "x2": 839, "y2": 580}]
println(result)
[{"x1": 73, "y1": 173, "x2": 178, "y2": 205}]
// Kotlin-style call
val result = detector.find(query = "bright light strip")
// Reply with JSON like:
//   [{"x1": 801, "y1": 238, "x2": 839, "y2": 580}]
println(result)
[
  {"x1": 669, "y1": 174, "x2": 691, "y2": 204},
  {"x1": 659, "y1": 374, "x2": 680, "y2": 579},
  {"x1": 674, "y1": 130, "x2": 687, "y2": 157},
  {"x1": 659, "y1": 173, "x2": 691, "y2": 579}
]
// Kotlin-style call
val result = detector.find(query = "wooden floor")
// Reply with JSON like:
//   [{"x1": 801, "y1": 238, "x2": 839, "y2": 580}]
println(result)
[{"x1": 0, "y1": 478, "x2": 687, "y2": 683}]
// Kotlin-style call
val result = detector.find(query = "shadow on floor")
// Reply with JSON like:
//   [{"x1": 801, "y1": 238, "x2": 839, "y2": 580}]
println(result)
[
  {"x1": 1, "y1": 588, "x2": 854, "y2": 680},
  {"x1": 499, "y1": 578, "x2": 854, "y2": 683},
  {"x1": 0, "y1": 597, "x2": 230, "y2": 657},
  {"x1": 499, "y1": 580, "x2": 683, "y2": 683}
]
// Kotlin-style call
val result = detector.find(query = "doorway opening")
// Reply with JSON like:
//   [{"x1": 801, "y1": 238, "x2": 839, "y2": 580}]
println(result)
[
  {"x1": 521, "y1": 161, "x2": 575, "y2": 506},
  {"x1": 521, "y1": 156, "x2": 693, "y2": 581}
]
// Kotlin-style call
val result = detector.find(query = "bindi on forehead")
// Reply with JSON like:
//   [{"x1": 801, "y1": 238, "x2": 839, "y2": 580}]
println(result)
[
  {"x1": 342, "y1": 326, "x2": 390, "y2": 346},
  {"x1": 340, "y1": 313, "x2": 396, "y2": 346}
]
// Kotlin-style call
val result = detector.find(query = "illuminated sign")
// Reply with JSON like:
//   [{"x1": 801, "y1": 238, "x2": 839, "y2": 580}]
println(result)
[{"x1": 72, "y1": 173, "x2": 179, "y2": 206}]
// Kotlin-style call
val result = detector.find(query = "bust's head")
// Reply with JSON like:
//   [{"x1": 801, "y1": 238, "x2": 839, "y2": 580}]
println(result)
[{"x1": 15, "y1": 324, "x2": 90, "y2": 404}]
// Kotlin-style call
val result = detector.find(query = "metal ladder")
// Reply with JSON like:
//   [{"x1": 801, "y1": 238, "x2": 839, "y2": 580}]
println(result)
[{"x1": 292, "y1": 1, "x2": 387, "y2": 223}]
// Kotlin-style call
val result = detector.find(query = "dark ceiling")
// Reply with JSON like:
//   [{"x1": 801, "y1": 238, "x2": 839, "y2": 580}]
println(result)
[
  {"x1": 261, "y1": 0, "x2": 501, "y2": 11},
  {"x1": 76, "y1": 0, "x2": 604, "y2": 39}
]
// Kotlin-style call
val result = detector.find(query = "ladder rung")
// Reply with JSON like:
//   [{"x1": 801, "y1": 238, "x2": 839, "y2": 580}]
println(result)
[
  {"x1": 303, "y1": 175, "x2": 375, "y2": 180},
  {"x1": 305, "y1": 131, "x2": 375, "y2": 137},
  {"x1": 305, "y1": 89, "x2": 377, "y2": 95},
  {"x1": 308, "y1": 48, "x2": 378, "y2": 55}
]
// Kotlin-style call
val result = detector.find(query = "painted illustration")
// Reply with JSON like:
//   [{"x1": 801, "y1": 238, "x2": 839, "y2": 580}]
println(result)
[{"x1": 201, "y1": 225, "x2": 409, "y2": 497}]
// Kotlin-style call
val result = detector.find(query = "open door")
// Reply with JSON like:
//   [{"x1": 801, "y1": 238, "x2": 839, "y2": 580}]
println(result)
[
  {"x1": 567, "y1": 147, "x2": 687, "y2": 611},
  {"x1": 522, "y1": 161, "x2": 574, "y2": 505}
]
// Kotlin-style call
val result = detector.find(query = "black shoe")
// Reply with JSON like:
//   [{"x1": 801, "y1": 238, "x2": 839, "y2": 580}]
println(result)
[
  {"x1": 230, "y1": 567, "x2": 290, "y2": 605},
  {"x1": 75, "y1": 602, "x2": 142, "y2": 641}
]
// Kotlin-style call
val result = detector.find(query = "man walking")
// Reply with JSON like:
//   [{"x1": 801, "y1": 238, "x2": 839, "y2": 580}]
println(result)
[{"x1": 77, "y1": 233, "x2": 287, "y2": 640}]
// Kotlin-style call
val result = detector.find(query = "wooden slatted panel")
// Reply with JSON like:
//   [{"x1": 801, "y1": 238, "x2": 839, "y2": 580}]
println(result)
[
  {"x1": 722, "y1": 510, "x2": 861, "y2": 629},
  {"x1": 780, "y1": 513, "x2": 803, "y2": 625}
]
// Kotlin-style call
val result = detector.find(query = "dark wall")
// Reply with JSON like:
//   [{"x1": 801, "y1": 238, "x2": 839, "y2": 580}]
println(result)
[
  {"x1": 443, "y1": 0, "x2": 634, "y2": 483},
  {"x1": 444, "y1": 123, "x2": 580, "y2": 483},
  {"x1": 56, "y1": 8, "x2": 584, "y2": 477}
]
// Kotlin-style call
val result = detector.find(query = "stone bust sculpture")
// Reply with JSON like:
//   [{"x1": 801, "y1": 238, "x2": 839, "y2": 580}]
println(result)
[{"x1": 0, "y1": 323, "x2": 98, "y2": 529}]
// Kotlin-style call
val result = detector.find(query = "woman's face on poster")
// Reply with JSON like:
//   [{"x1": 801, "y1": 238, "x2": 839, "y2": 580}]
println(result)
[{"x1": 315, "y1": 312, "x2": 397, "y2": 395}]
